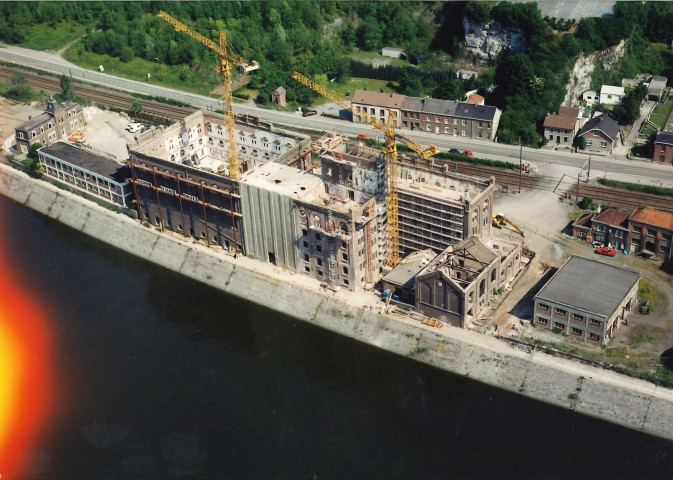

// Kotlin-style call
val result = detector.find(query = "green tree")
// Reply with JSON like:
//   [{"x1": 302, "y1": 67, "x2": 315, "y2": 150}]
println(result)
[
  {"x1": 27, "y1": 142, "x2": 44, "y2": 176},
  {"x1": 60, "y1": 75, "x2": 73, "y2": 101},
  {"x1": 131, "y1": 99, "x2": 143, "y2": 114},
  {"x1": 120, "y1": 45, "x2": 134, "y2": 63},
  {"x1": 7, "y1": 73, "x2": 31, "y2": 101}
]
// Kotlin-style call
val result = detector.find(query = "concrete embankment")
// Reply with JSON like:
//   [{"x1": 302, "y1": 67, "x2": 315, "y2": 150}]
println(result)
[{"x1": 2, "y1": 162, "x2": 673, "y2": 442}]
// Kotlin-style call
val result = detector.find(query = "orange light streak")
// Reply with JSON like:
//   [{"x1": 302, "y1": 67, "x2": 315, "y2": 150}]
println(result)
[{"x1": 0, "y1": 205, "x2": 56, "y2": 479}]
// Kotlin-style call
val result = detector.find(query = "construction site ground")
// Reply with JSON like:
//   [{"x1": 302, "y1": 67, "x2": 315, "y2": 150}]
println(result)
[{"x1": 486, "y1": 184, "x2": 673, "y2": 378}]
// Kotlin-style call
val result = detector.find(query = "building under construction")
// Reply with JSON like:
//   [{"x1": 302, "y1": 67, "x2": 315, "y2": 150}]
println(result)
[{"x1": 127, "y1": 110, "x2": 497, "y2": 292}]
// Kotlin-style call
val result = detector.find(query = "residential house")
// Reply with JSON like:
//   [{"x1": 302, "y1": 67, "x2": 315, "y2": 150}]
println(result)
[
  {"x1": 38, "y1": 142, "x2": 133, "y2": 208},
  {"x1": 534, "y1": 255, "x2": 640, "y2": 346},
  {"x1": 381, "y1": 47, "x2": 406, "y2": 59},
  {"x1": 592, "y1": 208, "x2": 630, "y2": 250},
  {"x1": 648, "y1": 76, "x2": 667, "y2": 102},
  {"x1": 582, "y1": 90, "x2": 600, "y2": 106},
  {"x1": 400, "y1": 96, "x2": 501, "y2": 140},
  {"x1": 599, "y1": 85, "x2": 625, "y2": 105},
  {"x1": 577, "y1": 115, "x2": 620, "y2": 153},
  {"x1": 653, "y1": 131, "x2": 673, "y2": 164},
  {"x1": 571, "y1": 213, "x2": 593, "y2": 240},
  {"x1": 15, "y1": 98, "x2": 84, "y2": 153},
  {"x1": 351, "y1": 90, "x2": 406, "y2": 127},
  {"x1": 543, "y1": 114, "x2": 578, "y2": 148},
  {"x1": 628, "y1": 207, "x2": 673, "y2": 262}
]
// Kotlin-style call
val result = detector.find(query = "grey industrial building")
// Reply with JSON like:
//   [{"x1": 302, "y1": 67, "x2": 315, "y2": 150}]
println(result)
[
  {"x1": 38, "y1": 142, "x2": 132, "y2": 208},
  {"x1": 382, "y1": 237, "x2": 521, "y2": 327},
  {"x1": 534, "y1": 256, "x2": 640, "y2": 346}
]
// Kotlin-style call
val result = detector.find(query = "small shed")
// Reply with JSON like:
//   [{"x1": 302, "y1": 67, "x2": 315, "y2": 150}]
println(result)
[
  {"x1": 272, "y1": 86, "x2": 287, "y2": 107},
  {"x1": 381, "y1": 47, "x2": 406, "y2": 59},
  {"x1": 648, "y1": 76, "x2": 668, "y2": 102}
]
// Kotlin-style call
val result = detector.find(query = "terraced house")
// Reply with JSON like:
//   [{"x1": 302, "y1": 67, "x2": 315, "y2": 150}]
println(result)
[{"x1": 350, "y1": 89, "x2": 501, "y2": 140}]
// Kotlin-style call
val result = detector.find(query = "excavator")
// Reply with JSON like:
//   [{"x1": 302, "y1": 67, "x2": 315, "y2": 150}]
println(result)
[{"x1": 492, "y1": 213, "x2": 525, "y2": 237}]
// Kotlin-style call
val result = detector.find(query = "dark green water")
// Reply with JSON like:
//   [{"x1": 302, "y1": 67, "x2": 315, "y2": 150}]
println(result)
[{"x1": 3, "y1": 195, "x2": 672, "y2": 479}]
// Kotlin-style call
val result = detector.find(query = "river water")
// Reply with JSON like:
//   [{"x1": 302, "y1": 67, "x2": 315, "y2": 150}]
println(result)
[{"x1": 2, "y1": 195, "x2": 672, "y2": 479}]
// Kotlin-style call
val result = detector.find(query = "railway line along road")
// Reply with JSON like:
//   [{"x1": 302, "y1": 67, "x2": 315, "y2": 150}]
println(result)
[{"x1": 2, "y1": 44, "x2": 673, "y2": 186}]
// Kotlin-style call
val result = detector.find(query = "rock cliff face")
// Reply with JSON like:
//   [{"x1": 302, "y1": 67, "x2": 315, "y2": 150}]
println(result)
[{"x1": 463, "y1": 18, "x2": 526, "y2": 61}]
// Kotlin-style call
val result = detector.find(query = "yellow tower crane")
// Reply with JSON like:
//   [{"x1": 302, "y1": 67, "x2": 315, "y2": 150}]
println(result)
[
  {"x1": 292, "y1": 72, "x2": 438, "y2": 267},
  {"x1": 157, "y1": 10, "x2": 259, "y2": 181}
]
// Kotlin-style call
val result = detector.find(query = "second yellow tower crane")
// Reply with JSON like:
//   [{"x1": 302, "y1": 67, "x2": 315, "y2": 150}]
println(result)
[
  {"x1": 157, "y1": 10, "x2": 259, "y2": 181},
  {"x1": 291, "y1": 72, "x2": 438, "y2": 267}
]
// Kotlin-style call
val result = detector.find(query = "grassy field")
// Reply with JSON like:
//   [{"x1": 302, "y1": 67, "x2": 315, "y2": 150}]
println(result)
[
  {"x1": 649, "y1": 99, "x2": 673, "y2": 130},
  {"x1": 63, "y1": 43, "x2": 220, "y2": 97},
  {"x1": 638, "y1": 278, "x2": 664, "y2": 314},
  {"x1": 308, "y1": 77, "x2": 396, "y2": 107},
  {"x1": 19, "y1": 22, "x2": 87, "y2": 51}
]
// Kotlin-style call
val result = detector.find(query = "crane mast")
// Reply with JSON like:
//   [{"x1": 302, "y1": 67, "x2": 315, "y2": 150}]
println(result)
[
  {"x1": 158, "y1": 10, "x2": 259, "y2": 180},
  {"x1": 292, "y1": 72, "x2": 438, "y2": 267}
]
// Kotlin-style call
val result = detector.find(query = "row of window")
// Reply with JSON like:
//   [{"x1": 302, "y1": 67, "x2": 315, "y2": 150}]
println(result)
[
  {"x1": 537, "y1": 304, "x2": 602, "y2": 326},
  {"x1": 354, "y1": 106, "x2": 492, "y2": 128},
  {"x1": 536, "y1": 317, "x2": 601, "y2": 341}
]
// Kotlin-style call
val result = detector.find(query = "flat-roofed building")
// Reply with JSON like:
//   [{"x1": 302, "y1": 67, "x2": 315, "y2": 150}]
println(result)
[
  {"x1": 38, "y1": 142, "x2": 132, "y2": 208},
  {"x1": 534, "y1": 255, "x2": 640, "y2": 346},
  {"x1": 599, "y1": 85, "x2": 624, "y2": 105}
]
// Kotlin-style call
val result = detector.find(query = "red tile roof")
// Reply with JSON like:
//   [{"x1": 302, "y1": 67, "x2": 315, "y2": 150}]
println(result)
[
  {"x1": 543, "y1": 114, "x2": 577, "y2": 130},
  {"x1": 630, "y1": 207, "x2": 673, "y2": 231},
  {"x1": 593, "y1": 208, "x2": 629, "y2": 228},
  {"x1": 466, "y1": 94, "x2": 484, "y2": 105}
]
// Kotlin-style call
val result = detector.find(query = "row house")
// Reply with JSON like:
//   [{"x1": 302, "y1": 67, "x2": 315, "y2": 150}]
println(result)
[
  {"x1": 572, "y1": 207, "x2": 673, "y2": 262},
  {"x1": 15, "y1": 98, "x2": 84, "y2": 153},
  {"x1": 400, "y1": 96, "x2": 501, "y2": 140},
  {"x1": 351, "y1": 90, "x2": 405, "y2": 127},
  {"x1": 653, "y1": 131, "x2": 673, "y2": 164},
  {"x1": 350, "y1": 90, "x2": 501, "y2": 141}
]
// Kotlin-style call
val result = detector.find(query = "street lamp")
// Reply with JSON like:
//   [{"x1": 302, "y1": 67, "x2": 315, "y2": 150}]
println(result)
[{"x1": 155, "y1": 57, "x2": 162, "y2": 81}]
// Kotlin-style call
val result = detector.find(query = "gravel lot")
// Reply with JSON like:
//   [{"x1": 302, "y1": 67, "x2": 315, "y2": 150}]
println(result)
[{"x1": 81, "y1": 106, "x2": 137, "y2": 161}]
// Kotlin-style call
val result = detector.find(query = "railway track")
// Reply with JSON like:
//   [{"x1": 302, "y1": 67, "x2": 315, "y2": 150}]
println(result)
[
  {"x1": 0, "y1": 65, "x2": 194, "y2": 121},
  {"x1": 2, "y1": 65, "x2": 672, "y2": 212}
]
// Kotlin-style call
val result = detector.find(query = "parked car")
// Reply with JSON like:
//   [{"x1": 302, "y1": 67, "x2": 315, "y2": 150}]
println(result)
[
  {"x1": 302, "y1": 110, "x2": 318, "y2": 117},
  {"x1": 595, "y1": 247, "x2": 616, "y2": 257},
  {"x1": 449, "y1": 148, "x2": 461, "y2": 155},
  {"x1": 463, "y1": 149, "x2": 475, "y2": 158},
  {"x1": 591, "y1": 240, "x2": 602, "y2": 248},
  {"x1": 126, "y1": 123, "x2": 144, "y2": 133},
  {"x1": 140, "y1": 125, "x2": 151, "y2": 133},
  {"x1": 357, "y1": 134, "x2": 371, "y2": 140}
]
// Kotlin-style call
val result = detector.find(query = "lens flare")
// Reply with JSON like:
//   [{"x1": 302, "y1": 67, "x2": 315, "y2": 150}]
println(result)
[{"x1": 0, "y1": 206, "x2": 55, "y2": 479}]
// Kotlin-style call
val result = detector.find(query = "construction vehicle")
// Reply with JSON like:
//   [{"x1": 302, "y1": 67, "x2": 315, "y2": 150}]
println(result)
[
  {"x1": 492, "y1": 213, "x2": 525, "y2": 237},
  {"x1": 291, "y1": 72, "x2": 438, "y2": 267},
  {"x1": 157, "y1": 10, "x2": 259, "y2": 181}
]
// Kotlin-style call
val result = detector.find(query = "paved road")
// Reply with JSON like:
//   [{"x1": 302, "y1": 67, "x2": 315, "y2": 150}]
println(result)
[{"x1": 3, "y1": 44, "x2": 673, "y2": 184}]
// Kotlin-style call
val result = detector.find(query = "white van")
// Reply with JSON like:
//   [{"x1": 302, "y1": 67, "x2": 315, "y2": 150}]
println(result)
[{"x1": 126, "y1": 123, "x2": 144, "y2": 133}]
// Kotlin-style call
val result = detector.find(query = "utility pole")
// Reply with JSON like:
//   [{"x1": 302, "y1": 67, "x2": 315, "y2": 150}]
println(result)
[
  {"x1": 518, "y1": 136, "x2": 522, "y2": 193},
  {"x1": 155, "y1": 57, "x2": 162, "y2": 81},
  {"x1": 587, "y1": 155, "x2": 591, "y2": 182},
  {"x1": 576, "y1": 172, "x2": 580, "y2": 202}
]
